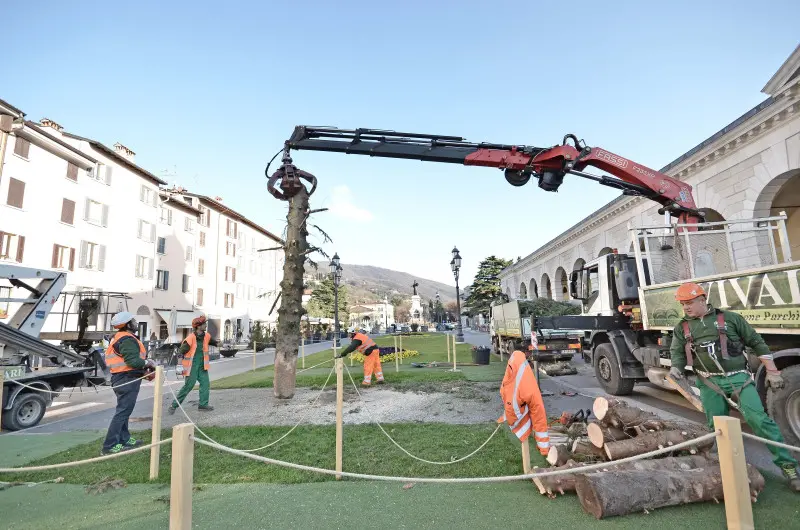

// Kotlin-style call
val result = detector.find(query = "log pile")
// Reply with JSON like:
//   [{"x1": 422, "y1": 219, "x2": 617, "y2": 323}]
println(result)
[{"x1": 532, "y1": 396, "x2": 765, "y2": 519}]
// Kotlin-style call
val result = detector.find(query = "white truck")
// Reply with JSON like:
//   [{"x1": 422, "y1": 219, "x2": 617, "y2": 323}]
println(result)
[{"x1": 490, "y1": 300, "x2": 582, "y2": 361}]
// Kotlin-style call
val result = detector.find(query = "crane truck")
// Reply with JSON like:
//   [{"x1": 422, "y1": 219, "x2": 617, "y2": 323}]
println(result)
[{"x1": 276, "y1": 125, "x2": 800, "y2": 446}]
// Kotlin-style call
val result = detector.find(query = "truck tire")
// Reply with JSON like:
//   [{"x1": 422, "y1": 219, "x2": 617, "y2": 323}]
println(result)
[
  {"x1": 767, "y1": 364, "x2": 800, "y2": 447},
  {"x1": 594, "y1": 343, "x2": 635, "y2": 395},
  {"x1": 6, "y1": 392, "x2": 47, "y2": 431}
]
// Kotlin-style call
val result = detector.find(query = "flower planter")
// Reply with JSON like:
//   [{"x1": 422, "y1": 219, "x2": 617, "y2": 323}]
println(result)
[
  {"x1": 220, "y1": 349, "x2": 238, "y2": 358},
  {"x1": 472, "y1": 346, "x2": 491, "y2": 365}
]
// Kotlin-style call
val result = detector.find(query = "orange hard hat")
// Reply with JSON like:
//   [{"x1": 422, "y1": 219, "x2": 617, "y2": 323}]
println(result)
[
  {"x1": 192, "y1": 315, "x2": 207, "y2": 328},
  {"x1": 675, "y1": 282, "x2": 706, "y2": 302}
]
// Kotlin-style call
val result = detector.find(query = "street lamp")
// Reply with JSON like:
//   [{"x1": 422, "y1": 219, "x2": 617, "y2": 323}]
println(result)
[
  {"x1": 451, "y1": 246, "x2": 464, "y2": 343},
  {"x1": 329, "y1": 253, "x2": 342, "y2": 348}
]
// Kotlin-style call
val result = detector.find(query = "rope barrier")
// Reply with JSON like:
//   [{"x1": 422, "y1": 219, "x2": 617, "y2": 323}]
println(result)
[
  {"x1": 6, "y1": 373, "x2": 150, "y2": 394},
  {"x1": 343, "y1": 363, "x2": 502, "y2": 465},
  {"x1": 193, "y1": 429, "x2": 720, "y2": 483},
  {"x1": 741, "y1": 432, "x2": 800, "y2": 453},
  {"x1": 165, "y1": 367, "x2": 336, "y2": 453},
  {"x1": 296, "y1": 358, "x2": 334, "y2": 373},
  {"x1": 0, "y1": 438, "x2": 172, "y2": 473}
]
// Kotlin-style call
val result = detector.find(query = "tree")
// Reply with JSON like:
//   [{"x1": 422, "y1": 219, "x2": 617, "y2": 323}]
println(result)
[
  {"x1": 306, "y1": 276, "x2": 349, "y2": 321},
  {"x1": 433, "y1": 298, "x2": 445, "y2": 323},
  {"x1": 464, "y1": 255, "x2": 513, "y2": 316},
  {"x1": 444, "y1": 300, "x2": 459, "y2": 321},
  {"x1": 395, "y1": 301, "x2": 411, "y2": 323}
]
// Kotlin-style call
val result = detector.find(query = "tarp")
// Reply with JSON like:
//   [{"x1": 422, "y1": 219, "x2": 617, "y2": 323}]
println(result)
[{"x1": 156, "y1": 309, "x2": 204, "y2": 329}]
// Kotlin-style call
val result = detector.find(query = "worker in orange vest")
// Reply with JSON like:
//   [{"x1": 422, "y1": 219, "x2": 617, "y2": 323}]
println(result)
[
  {"x1": 168, "y1": 315, "x2": 218, "y2": 414},
  {"x1": 497, "y1": 349, "x2": 551, "y2": 456},
  {"x1": 336, "y1": 328, "x2": 384, "y2": 386},
  {"x1": 101, "y1": 311, "x2": 156, "y2": 455}
]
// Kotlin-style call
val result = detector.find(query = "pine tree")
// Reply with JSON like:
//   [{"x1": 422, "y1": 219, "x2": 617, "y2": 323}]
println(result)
[
  {"x1": 306, "y1": 276, "x2": 349, "y2": 321},
  {"x1": 464, "y1": 255, "x2": 512, "y2": 316}
]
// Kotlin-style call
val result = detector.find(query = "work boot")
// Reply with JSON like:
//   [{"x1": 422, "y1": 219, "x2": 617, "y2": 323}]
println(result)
[
  {"x1": 100, "y1": 443, "x2": 124, "y2": 456},
  {"x1": 198, "y1": 405, "x2": 215, "y2": 411},
  {"x1": 167, "y1": 404, "x2": 177, "y2": 415},
  {"x1": 123, "y1": 438, "x2": 143, "y2": 450},
  {"x1": 377, "y1": 379, "x2": 385, "y2": 385},
  {"x1": 782, "y1": 464, "x2": 800, "y2": 492}
]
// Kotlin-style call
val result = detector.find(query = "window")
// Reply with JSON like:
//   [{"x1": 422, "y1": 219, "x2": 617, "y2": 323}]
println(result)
[
  {"x1": 157, "y1": 237, "x2": 166, "y2": 254},
  {"x1": 197, "y1": 288, "x2": 204, "y2": 306},
  {"x1": 84, "y1": 198, "x2": 109, "y2": 227},
  {"x1": 238, "y1": 231, "x2": 245, "y2": 250},
  {"x1": 248, "y1": 285, "x2": 255, "y2": 300},
  {"x1": 237, "y1": 256, "x2": 243, "y2": 268},
  {"x1": 226, "y1": 219, "x2": 238, "y2": 238},
  {"x1": 184, "y1": 216, "x2": 194, "y2": 232},
  {"x1": 156, "y1": 269, "x2": 169, "y2": 290},
  {"x1": 160, "y1": 207, "x2": 172, "y2": 225},
  {"x1": 140, "y1": 185, "x2": 157, "y2": 206},
  {"x1": 182, "y1": 274, "x2": 191, "y2": 293},
  {"x1": 249, "y1": 260, "x2": 256, "y2": 274},
  {"x1": 198, "y1": 258, "x2": 205, "y2": 275},
  {"x1": 6, "y1": 178, "x2": 25, "y2": 209},
  {"x1": 79, "y1": 241, "x2": 106, "y2": 271},
  {"x1": 224, "y1": 293, "x2": 234, "y2": 308},
  {"x1": 225, "y1": 266, "x2": 236, "y2": 282},
  {"x1": 186, "y1": 246, "x2": 193, "y2": 262},
  {"x1": 236, "y1": 283, "x2": 244, "y2": 299},
  {"x1": 13, "y1": 137, "x2": 30, "y2": 159},
  {"x1": 51, "y1": 244, "x2": 75, "y2": 271},
  {"x1": 199, "y1": 206, "x2": 210, "y2": 227},
  {"x1": 90, "y1": 163, "x2": 112, "y2": 185},
  {"x1": 60, "y1": 198, "x2": 76, "y2": 225},
  {"x1": 199, "y1": 231, "x2": 206, "y2": 247},
  {"x1": 66, "y1": 163, "x2": 79, "y2": 181},
  {"x1": 226, "y1": 242, "x2": 236, "y2": 257},
  {"x1": 0, "y1": 231, "x2": 25, "y2": 262},
  {"x1": 138, "y1": 220, "x2": 155, "y2": 242}
]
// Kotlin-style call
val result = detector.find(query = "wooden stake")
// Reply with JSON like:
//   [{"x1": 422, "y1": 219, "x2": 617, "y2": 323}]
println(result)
[
  {"x1": 394, "y1": 335, "x2": 399, "y2": 373},
  {"x1": 169, "y1": 423, "x2": 194, "y2": 530},
  {"x1": 252, "y1": 342, "x2": 257, "y2": 371},
  {"x1": 399, "y1": 335, "x2": 403, "y2": 364},
  {"x1": 335, "y1": 357, "x2": 344, "y2": 480},
  {"x1": 452, "y1": 334, "x2": 457, "y2": 371},
  {"x1": 149, "y1": 366, "x2": 164, "y2": 480},
  {"x1": 714, "y1": 416, "x2": 754, "y2": 530},
  {"x1": 446, "y1": 333, "x2": 450, "y2": 362},
  {"x1": 521, "y1": 438, "x2": 531, "y2": 474},
  {"x1": 301, "y1": 338, "x2": 305, "y2": 369}
]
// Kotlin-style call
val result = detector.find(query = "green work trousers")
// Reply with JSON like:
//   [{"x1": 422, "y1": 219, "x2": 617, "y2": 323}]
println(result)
[
  {"x1": 698, "y1": 372, "x2": 796, "y2": 468},
  {"x1": 172, "y1": 353, "x2": 210, "y2": 408}
]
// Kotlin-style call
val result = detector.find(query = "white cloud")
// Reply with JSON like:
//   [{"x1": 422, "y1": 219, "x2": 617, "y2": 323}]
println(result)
[{"x1": 328, "y1": 185, "x2": 374, "y2": 222}]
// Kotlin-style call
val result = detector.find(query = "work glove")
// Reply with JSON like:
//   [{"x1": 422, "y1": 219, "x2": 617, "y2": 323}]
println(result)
[
  {"x1": 766, "y1": 371, "x2": 785, "y2": 389},
  {"x1": 334, "y1": 352, "x2": 348, "y2": 359},
  {"x1": 145, "y1": 359, "x2": 157, "y2": 369},
  {"x1": 669, "y1": 366, "x2": 684, "y2": 380}
]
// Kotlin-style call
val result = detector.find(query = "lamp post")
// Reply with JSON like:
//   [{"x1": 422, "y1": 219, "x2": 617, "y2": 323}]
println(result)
[
  {"x1": 329, "y1": 253, "x2": 342, "y2": 348},
  {"x1": 451, "y1": 247, "x2": 464, "y2": 343}
]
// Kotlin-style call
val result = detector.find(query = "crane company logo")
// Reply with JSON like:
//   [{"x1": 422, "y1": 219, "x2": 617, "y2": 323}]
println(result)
[
  {"x1": 594, "y1": 149, "x2": 628, "y2": 169},
  {"x1": 679, "y1": 189, "x2": 690, "y2": 203},
  {"x1": 633, "y1": 165, "x2": 657, "y2": 180}
]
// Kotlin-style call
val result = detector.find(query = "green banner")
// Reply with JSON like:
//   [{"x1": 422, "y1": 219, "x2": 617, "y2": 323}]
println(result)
[{"x1": 643, "y1": 266, "x2": 800, "y2": 330}]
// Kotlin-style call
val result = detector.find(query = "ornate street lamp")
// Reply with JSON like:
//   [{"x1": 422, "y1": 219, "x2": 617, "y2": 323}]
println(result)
[
  {"x1": 451, "y1": 246, "x2": 464, "y2": 343},
  {"x1": 329, "y1": 253, "x2": 342, "y2": 348}
]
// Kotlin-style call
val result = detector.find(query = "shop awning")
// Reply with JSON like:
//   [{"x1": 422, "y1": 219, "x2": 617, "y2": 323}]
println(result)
[{"x1": 156, "y1": 309, "x2": 205, "y2": 329}]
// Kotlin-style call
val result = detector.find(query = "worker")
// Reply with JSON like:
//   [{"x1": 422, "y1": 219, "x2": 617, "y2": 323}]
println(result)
[
  {"x1": 101, "y1": 311, "x2": 156, "y2": 455},
  {"x1": 168, "y1": 315, "x2": 218, "y2": 414},
  {"x1": 335, "y1": 327, "x2": 384, "y2": 386},
  {"x1": 497, "y1": 349, "x2": 551, "y2": 456},
  {"x1": 669, "y1": 282, "x2": 799, "y2": 491}
]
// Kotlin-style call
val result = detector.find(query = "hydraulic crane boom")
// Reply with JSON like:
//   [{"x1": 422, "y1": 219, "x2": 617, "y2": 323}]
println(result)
[{"x1": 285, "y1": 126, "x2": 702, "y2": 225}]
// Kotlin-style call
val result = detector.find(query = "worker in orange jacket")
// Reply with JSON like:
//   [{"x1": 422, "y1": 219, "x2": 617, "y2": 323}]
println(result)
[
  {"x1": 336, "y1": 328, "x2": 384, "y2": 386},
  {"x1": 497, "y1": 349, "x2": 551, "y2": 456}
]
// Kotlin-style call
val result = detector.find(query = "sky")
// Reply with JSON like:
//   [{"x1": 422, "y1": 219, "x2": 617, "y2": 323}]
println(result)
[{"x1": 4, "y1": 1, "x2": 799, "y2": 287}]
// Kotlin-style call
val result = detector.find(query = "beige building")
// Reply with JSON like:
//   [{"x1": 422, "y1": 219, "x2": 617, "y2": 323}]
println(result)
[{"x1": 348, "y1": 298, "x2": 395, "y2": 331}]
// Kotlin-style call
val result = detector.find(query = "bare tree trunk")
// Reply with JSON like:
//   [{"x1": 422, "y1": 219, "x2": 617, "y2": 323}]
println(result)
[{"x1": 273, "y1": 187, "x2": 310, "y2": 399}]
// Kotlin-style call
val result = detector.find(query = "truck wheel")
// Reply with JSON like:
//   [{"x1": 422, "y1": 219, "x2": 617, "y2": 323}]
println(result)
[
  {"x1": 6, "y1": 392, "x2": 47, "y2": 431},
  {"x1": 594, "y1": 343, "x2": 635, "y2": 395},
  {"x1": 767, "y1": 365, "x2": 800, "y2": 447}
]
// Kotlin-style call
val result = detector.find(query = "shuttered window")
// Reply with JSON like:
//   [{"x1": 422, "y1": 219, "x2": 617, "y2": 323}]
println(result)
[
  {"x1": 6, "y1": 178, "x2": 25, "y2": 209},
  {"x1": 80, "y1": 241, "x2": 106, "y2": 271},
  {"x1": 13, "y1": 137, "x2": 30, "y2": 159},
  {"x1": 197, "y1": 288, "x2": 204, "y2": 306},
  {"x1": 66, "y1": 163, "x2": 79, "y2": 181},
  {"x1": 0, "y1": 232, "x2": 25, "y2": 262},
  {"x1": 52, "y1": 244, "x2": 75, "y2": 271},
  {"x1": 182, "y1": 274, "x2": 190, "y2": 293},
  {"x1": 61, "y1": 198, "x2": 76, "y2": 225}
]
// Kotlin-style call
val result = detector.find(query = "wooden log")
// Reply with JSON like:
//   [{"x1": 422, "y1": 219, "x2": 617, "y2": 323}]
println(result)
[
  {"x1": 575, "y1": 465, "x2": 765, "y2": 519},
  {"x1": 593, "y1": 397, "x2": 676, "y2": 433},
  {"x1": 547, "y1": 444, "x2": 572, "y2": 467},
  {"x1": 571, "y1": 438, "x2": 607, "y2": 460},
  {"x1": 604, "y1": 428, "x2": 714, "y2": 460},
  {"x1": 534, "y1": 454, "x2": 720, "y2": 497},
  {"x1": 587, "y1": 422, "x2": 628, "y2": 448}
]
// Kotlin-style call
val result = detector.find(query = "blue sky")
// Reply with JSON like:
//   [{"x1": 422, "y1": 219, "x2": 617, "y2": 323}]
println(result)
[{"x1": 5, "y1": 1, "x2": 799, "y2": 287}]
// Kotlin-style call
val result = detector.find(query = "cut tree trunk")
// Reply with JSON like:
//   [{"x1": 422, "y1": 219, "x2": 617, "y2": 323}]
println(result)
[
  {"x1": 587, "y1": 422, "x2": 628, "y2": 448},
  {"x1": 273, "y1": 187, "x2": 310, "y2": 399},
  {"x1": 593, "y1": 397, "x2": 675, "y2": 433},
  {"x1": 571, "y1": 438, "x2": 607, "y2": 460},
  {"x1": 533, "y1": 454, "x2": 719, "y2": 496},
  {"x1": 604, "y1": 428, "x2": 714, "y2": 460},
  {"x1": 575, "y1": 465, "x2": 765, "y2": 519},
  {"x1": 547, "y1": 444, "x2": 572, "y2": 467}
]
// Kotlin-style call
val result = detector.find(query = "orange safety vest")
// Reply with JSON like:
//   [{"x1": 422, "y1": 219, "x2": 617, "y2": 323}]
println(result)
[
  {"x1": 182, "y1": 331, "x2": 211, "y2": 371},
  {"x1": 497, "y1": 350, "x2": 551, "y2": 455},
  {"x1": 352, "y1": 332, "x2": 377, "y2": 354},
  {"x1": 105, "y1": 331, "x2": 147, "y2": 374}
]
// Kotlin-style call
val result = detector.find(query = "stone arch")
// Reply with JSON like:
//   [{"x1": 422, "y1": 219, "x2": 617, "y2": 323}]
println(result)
[
  {"x1": 554, "y1": 267, "x2": 568, "y2": 301},
  {"x1": 519, "y1": 282, "x2": 528, "y2": 299},
  {"x1": 136, "y1": 305, "x2": 150, "y2": 316},
  {"x1": 598, "y1": 247, "x2": 614, "y2": 258},
  {"x1": 754, "y1": 169, "x2": 800, "y2": 262},
  {"x1": 529, "y1": 278, "x2": 538, "y2": 299},
  {"x1": 572, "y1": 258, "x2": 586, "y2": 271},
  {"x1": 540, "y1": 273, "x2": 552, "y2": 299},
  {"x1": 698, "y1": 208, "x2": 726, "y2": 231}
]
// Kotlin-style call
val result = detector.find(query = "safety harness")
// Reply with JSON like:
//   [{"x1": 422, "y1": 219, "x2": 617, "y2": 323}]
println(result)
[{"x1": 682, "y1": 310, "x2": 752, "y2": 410}]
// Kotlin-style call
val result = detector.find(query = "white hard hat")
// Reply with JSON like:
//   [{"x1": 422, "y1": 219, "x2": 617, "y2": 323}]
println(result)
[
  {"x1": 111, "y1": 311, "x2": 135, "y2": 329},
  {"x1": 347, "y1": 327, "x2": 356, "y2": 333}
]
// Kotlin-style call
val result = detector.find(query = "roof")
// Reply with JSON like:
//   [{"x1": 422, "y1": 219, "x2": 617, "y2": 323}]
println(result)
[
  {"x1": 159, "y1": 191, "x2": 202, "y2": 215},
  {"x1": 23, "y1": 121, "x2": 97, "y2": 164},
  {"x1": 0, "y1": 97, "x2": 25, "y2": 117},
  {"x1": 181, "y1": 192, "x2": 283, "y2": 243},
  {"x1": 62, "y1": 132, "x2": 167, "y2": 186}
]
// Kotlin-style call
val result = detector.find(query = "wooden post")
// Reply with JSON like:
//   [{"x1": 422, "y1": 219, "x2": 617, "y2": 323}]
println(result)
[
  {"x1": 452, "y1": 334, "x2": 457, "y2": 371},
  {"x1": 446, "y1": 332, "x2": 450, "y2": 362},
  {"x1": 399, "y1": 334, "x2": 403, "y2": 364},
  {"x1": 521, "y1": 439, "x2": 531, "y2": 474},
  {"x1": 714, "y1": 416, "x2": 754, "y2": 530},
  {"x1": 149, "y1": 366, "x2": 164, "y2": 480},
  {"x1": 335, "y1": 357, "x2": 344, "y2": 480},
  {"x1": 252, "y1": 342, "x2": 257, "y2": 371},
  {"x1": 169, "y1": 423, "x2": 194, "y2": 530},
  {"x1": 394, "y1": 335, "x2": 399, "y2": 373},
  {"x1": 301, "y1": 337, "x2": 305, "y2": 369}
]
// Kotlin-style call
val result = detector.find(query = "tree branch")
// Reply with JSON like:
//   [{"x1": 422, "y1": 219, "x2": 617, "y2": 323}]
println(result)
[
  {"x1": 311, "y1": 224, "x2": 333, "y2": 244},
  {"x1": 258, "y1": 246, "x2": 285, "y2": 252}
]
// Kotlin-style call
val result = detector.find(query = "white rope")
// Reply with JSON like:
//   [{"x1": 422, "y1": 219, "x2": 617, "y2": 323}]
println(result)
[
  {"x1": 741, "y1": 432, "x2": 800, "y2": 453},
  {"x1": 296, "y1": 358, "x2": 334, "y2": 373},
  {"x1": 5, "y1": 373, "x2": 150, "y2": 394},
  {"x1": 342, "y1": 363, "x2": 502, "y2": 465},
  {"x1": 193, "y1": 430, "x2": 721, "y2": 483},
  {"x1": 0, "y1": 438, "x2": 172, "y2": 473},
  {"x1": 166, "y1": 367, "x2": 336, "y2": 453}
]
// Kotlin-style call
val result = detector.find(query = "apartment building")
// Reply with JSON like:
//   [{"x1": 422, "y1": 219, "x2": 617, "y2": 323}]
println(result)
[
  {"x1": 348, "y1": 298, "x2": 395, "y2": 331},
  {"x1": 0, "y1": 97, "x2": 284, "y2": 344}
]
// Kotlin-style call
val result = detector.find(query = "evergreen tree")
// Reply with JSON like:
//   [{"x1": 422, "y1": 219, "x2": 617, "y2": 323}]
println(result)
[
  {"x1": 306, "y1": 277, "x2": 349, "y2": 321},
  {"x1": 464, "y1": 255, "x2": 512, "y2": 316}
]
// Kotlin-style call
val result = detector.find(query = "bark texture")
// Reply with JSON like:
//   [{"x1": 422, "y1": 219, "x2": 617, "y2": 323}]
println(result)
[
  {"x1": 571, "y1": 438, "x2": 607, "y2": 460},
  {"x1": 603, "y1": 428, "x2": 714, "y2": 460}
]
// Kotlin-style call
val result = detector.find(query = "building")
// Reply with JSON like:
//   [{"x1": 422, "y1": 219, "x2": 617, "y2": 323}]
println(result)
[
  {"x1": 0, "y1": 97, "x2": 284, "y2": 345},
  {"x1": 348, "y1": 298, "x2": 395, "y2": 331},
  {"x1": 499, "y1": 45, "x2": 800, "y2": 301}
]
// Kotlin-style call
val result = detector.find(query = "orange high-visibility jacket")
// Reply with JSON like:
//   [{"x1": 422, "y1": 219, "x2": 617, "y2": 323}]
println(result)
[
  {"x1": 498, "y1": 350, "x2": 550, "y2": 455},
  {"x1": 182, "y1": 332, "x2": 211, "y2": 371},
  {"x1": 105, "y1": 331, "x2": 147, "y2": 374},
  {"x1": 352, "y1": 332, "x2": 377, "y2": 354}
]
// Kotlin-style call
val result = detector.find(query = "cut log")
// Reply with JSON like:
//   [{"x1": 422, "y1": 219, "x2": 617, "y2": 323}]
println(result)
[
  {"x1": 571, "y1": 438, "x2": 607, "y2": 460},
  {"x1": 575, "y1": 465, "x2": 766, "y2": 519},
  {"x1": 604, "y1": 428, "x2": 714, "y2": 460},
  {"x1": 587, "y1": 422, "x2": 627, "y2": 448},
  {"x1": 592, "y1": 397, "x2": 625, "y2": 423},
  {"x1": 546, "y1": 444, "x2": 572, "y2": 467},
  {"x1": 533, "y1": 454, "x2": 720, "y2": 496},
  {"x1": 592, "y1": 397, "x2": 680, "y2": 433}
]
